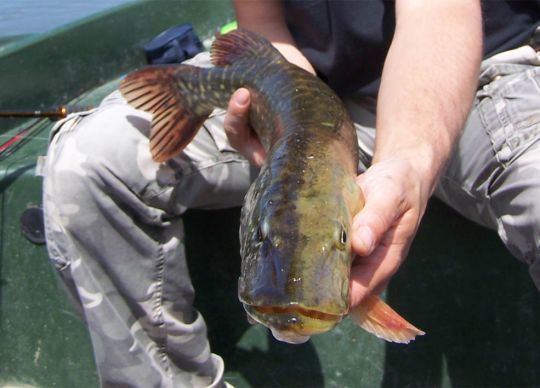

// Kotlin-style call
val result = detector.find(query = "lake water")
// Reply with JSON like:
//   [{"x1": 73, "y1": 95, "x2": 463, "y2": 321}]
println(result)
[{"x1": 0, "y1": 0, "x2": 134, "y2": 37}]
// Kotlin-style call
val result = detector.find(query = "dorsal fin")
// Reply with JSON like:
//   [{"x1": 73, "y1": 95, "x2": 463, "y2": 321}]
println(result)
[{"x1": 211, "y1": 28, "x2": 286, "y2": 66}]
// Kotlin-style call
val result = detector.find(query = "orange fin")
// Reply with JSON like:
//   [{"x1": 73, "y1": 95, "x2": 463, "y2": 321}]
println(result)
[
  {"x1": 349, "y1": 295, "x2": 425, "y2": 344},
  {"x1": 211, "y1": 28, "x2": 285, "y2": 66},
  {"x1": 119, "y1": 65, "x2": 212, "y2": 162}
]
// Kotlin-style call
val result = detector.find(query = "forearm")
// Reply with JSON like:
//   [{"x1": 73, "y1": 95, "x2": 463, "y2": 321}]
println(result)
[
  {"x1": 232, "y1": 0, "x2": 315, "y2": 74},
  {"x1": 375, "y1": 0, "x2": 482, "y2": 195}
]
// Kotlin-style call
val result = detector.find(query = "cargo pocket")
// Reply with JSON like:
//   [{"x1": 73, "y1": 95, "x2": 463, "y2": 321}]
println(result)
[{"x1": 476, "y1": 64, "x2": 540, "y2": 166}]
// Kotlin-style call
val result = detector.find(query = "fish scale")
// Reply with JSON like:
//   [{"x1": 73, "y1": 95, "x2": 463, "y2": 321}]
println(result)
[{"x1": 120, "y1": 28, "x2": 425, "y2": 344}]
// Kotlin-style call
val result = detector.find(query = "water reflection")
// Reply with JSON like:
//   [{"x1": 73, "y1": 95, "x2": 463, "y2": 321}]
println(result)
[{"x1": 0, "y1": 0, "x2": 134, "y2": 38}]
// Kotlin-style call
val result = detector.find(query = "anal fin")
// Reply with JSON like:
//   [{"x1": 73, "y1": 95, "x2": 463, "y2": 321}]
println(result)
[{"x1": 349, "y1": 295, "x2": 425, "y2": 344}]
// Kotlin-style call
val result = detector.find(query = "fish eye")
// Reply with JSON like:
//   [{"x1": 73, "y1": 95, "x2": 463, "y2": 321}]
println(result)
[
  {"x1": 340, "y1": 229, "x2": 347, "y2": 245},
  {"x1": 256, "y1": 225, "x2": 264, "y2": 242},
  {"x1": 257, "y1": 218, "x2": 270, "y2": 243},
  {"x1": 334, "y1": 224, "x2": 348, "y2": 250}
]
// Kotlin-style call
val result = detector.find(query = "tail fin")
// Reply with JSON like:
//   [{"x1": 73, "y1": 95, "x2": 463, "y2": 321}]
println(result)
[
  {"x1": 349, "y1": 295, "x2": 425, "y2": 344},
  {"x1": 120, "y1": 65, "x2": 212, "y2": 162}
]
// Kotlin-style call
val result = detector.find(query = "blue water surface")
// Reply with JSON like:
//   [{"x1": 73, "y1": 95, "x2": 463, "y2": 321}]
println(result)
[{"x1": 0, "y1": 0, "x2": 134, "y2": 37}]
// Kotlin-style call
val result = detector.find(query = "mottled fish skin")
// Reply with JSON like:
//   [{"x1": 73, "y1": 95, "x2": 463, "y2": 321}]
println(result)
[
  {"x1": 211, "y1": 32, "x2": 363, "y2": 340},
  {"x1": 120, "y1": 30, "x2": 424, "y2": 344}
]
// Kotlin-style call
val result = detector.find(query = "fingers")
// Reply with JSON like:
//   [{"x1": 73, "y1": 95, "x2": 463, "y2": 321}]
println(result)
[
  {"x1": 352, "y1": 201, "x2": 390, "y2": 258},
  {"x1": 352, "y1": 172, "x2": 404, "y2": 257},
  {"x1": 223, "y1": 88, "x2": 267, "y2": 167},
  {"x1": 349, "y1": 240, "x2": 405, "y2": 307},
  {"x1": 224, "y1": 88, "x2": 251, "y2": 137},
  {"x1": 348, "y1": 159, "x2": 425, "y2": 307},
  {"x1": 349, "y1": 189, "x2": 406, "y2": 307}
]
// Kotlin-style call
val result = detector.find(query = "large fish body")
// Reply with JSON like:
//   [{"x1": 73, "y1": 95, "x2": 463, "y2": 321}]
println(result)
[{"x1": 120, "y1": 29, "x2": 424, "y2": 344}]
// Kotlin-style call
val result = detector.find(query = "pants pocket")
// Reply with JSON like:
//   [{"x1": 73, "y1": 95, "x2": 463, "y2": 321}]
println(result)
[{"x1": 476, "y1": 65, "x2": 540, "y2": 165}]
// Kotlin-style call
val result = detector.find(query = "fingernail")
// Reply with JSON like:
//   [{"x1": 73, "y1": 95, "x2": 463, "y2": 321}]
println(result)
[
  {"x1": 357, "y1": 226, "x2": 374, "y2": 254},
  {"x1": 235, "y1": 89, "x2": 249, "y2": 106}
]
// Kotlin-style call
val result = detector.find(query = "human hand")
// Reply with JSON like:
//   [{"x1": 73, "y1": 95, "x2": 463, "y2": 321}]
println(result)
[
  {"x1": 224, "y1": 88, "x2": 267, "y2": 167},
  {"x1": 349, "y1": 156, "x2": 431, "y2": 308}
]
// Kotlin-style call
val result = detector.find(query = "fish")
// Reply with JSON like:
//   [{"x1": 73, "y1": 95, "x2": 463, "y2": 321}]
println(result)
[{"x1": 119, "y1": 29, "x2": 425, "y2": 344}]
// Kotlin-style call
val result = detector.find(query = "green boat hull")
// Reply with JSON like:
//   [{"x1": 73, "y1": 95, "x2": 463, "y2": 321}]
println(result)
[{"x1": 1, "y1": 1, "x2": 539, "y2": 387}]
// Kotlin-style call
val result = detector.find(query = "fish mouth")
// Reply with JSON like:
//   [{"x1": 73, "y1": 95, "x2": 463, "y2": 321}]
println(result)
[
  {"x1": 251, "y1": 305, "x2": 342, "y2": 323},
  {"x1": 244, "y1": 303, "x2": 344, "y2": 343}
]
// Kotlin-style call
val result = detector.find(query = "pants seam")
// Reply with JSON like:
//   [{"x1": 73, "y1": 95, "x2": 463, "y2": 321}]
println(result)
[{"x1": 153, "y1": 243, "x2": 172, "y2": 375}]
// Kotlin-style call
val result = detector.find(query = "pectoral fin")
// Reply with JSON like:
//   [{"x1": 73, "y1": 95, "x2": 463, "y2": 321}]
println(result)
[{"x1": 349, "y1": 295, "x2": 425, "y2": 344}]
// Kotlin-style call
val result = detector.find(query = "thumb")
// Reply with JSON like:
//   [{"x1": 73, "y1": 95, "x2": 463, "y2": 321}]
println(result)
[
  {"x1": 351, "y1": 179, "x2": 400, "y2": 257},
  {"x1": 224, "y1": 88, "x2": 251, "y2": 132},
  {"x1": 348, "y1": 182, "x2": 403, "y2": 305},
  {"x1": 224, "y1": 88, "x2": 266, "y2": 167}
]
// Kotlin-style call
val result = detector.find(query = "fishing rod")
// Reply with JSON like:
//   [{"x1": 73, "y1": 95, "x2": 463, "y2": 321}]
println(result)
[
  {"x1": 0, "y1": 105, "x2": 92, "y2": 157},
  {"x1": 0, "y1": 105, "x2": 69, "y2": 119}
]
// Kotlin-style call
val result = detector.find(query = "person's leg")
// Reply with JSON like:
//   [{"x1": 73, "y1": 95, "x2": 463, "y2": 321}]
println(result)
[
  {"x1": 435, "y1": 46, "x2": 540, "y2": 289},
  {"x1": 43, "y1": 86, "x2": 253, "y2": 387}
]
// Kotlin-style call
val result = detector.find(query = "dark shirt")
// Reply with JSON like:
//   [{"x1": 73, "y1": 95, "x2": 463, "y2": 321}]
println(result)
[{"x1": 283, "y1": 0, "x2": 540, "y2": 98}]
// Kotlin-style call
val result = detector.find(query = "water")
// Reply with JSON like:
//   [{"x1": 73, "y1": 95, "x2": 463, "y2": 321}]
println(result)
[{"x1": 0, "y1": 0, "x2": 134, "y2": 37}]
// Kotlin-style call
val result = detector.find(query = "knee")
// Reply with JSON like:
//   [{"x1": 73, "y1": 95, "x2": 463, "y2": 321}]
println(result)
[
  {"x1": 495, "y1": 195, "x2": 540, "y2": 289},
  {"x1": 45, "y1": 103, "x2": 158, "y2": 199},
  {"x1": 63, "y1": 104, "x2": 152, "y2": 168}
]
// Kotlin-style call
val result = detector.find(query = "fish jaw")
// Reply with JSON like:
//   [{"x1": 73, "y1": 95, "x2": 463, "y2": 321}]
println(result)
[
  {"x1": 270, "y1": 328, "x2": 310, "y2": 345},
  {"x1": 241, "y1": 302, "x2": 344, "y2": 344}
]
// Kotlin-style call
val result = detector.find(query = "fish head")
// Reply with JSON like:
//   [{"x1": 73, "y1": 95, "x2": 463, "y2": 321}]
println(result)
[{"x1": 238, "y1": 162, "x2": 362, "y2": 343}]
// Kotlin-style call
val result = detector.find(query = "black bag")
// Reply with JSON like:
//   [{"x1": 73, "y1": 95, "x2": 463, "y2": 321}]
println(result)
[{"x1": 144, "y1": 24, "x2": 204, "y2": 65}]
